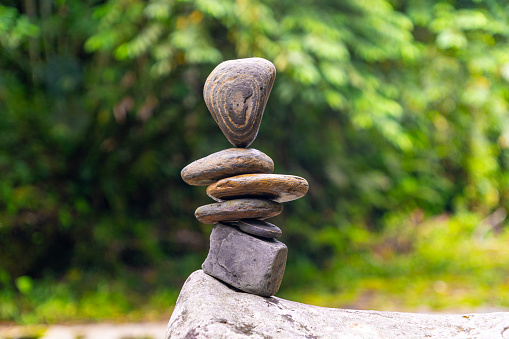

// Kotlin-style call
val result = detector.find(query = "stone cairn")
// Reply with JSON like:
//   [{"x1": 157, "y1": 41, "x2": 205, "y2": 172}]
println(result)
[{"x1": 181, "y1": 57, "x2": 309, "y2": 297}]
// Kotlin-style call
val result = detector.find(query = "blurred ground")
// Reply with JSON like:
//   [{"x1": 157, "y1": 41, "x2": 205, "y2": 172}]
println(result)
[{"x1": 0, "y1": 322, "x2": 167, "y2": 339}]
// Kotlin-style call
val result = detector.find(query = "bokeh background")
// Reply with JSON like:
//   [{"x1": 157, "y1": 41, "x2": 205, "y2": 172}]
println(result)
[{"x1": 1, "y1": 0, "x2": 509, "y2": 325}]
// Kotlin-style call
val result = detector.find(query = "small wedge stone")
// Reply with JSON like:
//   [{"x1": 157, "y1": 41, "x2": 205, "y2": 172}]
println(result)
[
  {"x1": 195, "y1": 199, "x2": 282, "y2": 224},
  {"x1": 206, "y1": 174, "x2": 309, "y2": 203},
  {"x1": 202, "y1": 223, "x2": 287, "y2": 296},
  {"x1": 181, "y1": 148, "x2": 274, "y2": 186},
  {"x1": 236, "y1": 219, "x2": 282, "y2": 239}
]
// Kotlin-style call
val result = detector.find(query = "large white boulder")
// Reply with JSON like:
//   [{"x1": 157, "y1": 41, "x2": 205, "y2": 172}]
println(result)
[{"x1": 166, "y1": 270, "x2": 509, "y2": 338}]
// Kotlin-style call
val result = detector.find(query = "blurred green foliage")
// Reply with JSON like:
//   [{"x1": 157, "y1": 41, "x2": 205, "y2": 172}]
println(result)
[{"x1": 1, "y1": 0, "x2": 509, "y2": 323}]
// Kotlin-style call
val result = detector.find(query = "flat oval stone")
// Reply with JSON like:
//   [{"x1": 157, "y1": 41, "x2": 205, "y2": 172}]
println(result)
[
  {"x1": 195, "y1": 199, "x2": 282, "y2": 224},
  {"x1": 181, "y1": 148, "x2": 274, "y2": 186},
  {"x1": 204, "y1": 58, "x2": 276, "y2": 148},
  {"x1": 206, "y1": 174, "x2": 309, "y2": 203},
  {"x1": 236, "y1": 219, "x2": 282, "y2": 239}
]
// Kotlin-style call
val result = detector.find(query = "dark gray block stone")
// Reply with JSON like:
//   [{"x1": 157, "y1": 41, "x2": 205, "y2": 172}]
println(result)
[{"x1": 202, "y1": 222, "x2": 287, "y2": 297}]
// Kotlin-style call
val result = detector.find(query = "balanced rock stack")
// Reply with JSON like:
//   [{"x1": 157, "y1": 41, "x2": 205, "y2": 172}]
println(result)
[{"x1": 181, "y1": 57, "x2": 309, "y2": 297}]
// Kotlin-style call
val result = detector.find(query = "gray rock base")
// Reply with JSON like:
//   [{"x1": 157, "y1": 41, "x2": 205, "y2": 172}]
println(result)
[
  {"x1": 202, "y1": 223, "x2": 287, "y2": 297},
  {"x1": 166, "y1": 270, "x2": 509, "y2": 339}
]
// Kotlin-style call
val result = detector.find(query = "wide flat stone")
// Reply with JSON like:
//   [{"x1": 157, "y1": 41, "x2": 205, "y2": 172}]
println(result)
[
  {"x1": 195, "y1": 199, "x2": 282, "y2": 224},
  {"x1": 203, "y1": 58, "x2": 276, "y2": 148},
  {"x1": 206, "y1": 174, "x2": 309, "y2": 203},
  {"x1": 201, "y1": 223, "x2": 287, "y2": 297},
  {"x1": 235, "y1": 219, "x2": 282, "y2": 239},
  {"x1": 166, "y1": 270, "x2": 509, "y2": 339},
  {"x1": 181, "y1": 148, "x2": 274, "y2": 186}
]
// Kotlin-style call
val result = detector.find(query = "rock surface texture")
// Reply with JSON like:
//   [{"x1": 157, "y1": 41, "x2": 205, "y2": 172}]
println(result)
[
  {"x1": 166, "y1": 270, "x2": 509, "y2": 339},
  {"x1": 203, "y1": 58, "x2": 276, "y2": 148}
]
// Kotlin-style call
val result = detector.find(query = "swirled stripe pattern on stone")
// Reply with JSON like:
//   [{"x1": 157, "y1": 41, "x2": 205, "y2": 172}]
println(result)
[{"x1": 203, "y1": 58, "x2": 276, "y2": 148}]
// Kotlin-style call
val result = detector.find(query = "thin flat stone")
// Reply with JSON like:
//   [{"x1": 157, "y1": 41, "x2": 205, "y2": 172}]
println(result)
[
  {"x1": 202, "y1": 223, "x2": 287, "y2": 296},
  {"x1": 203, "y1": 58, "x2": 276, "y2": 148},
  {"x1": 236, "y1": 219, "x2": 282, "y2": 239},
  {"x1": 181, "y1": 148, "x2": 274, "y2": 186},
  {"x1": 195, "y1": 199, "x2": 282, "y2": 224},
  {"x1": 206, "y1": 174, "x2": 309, "y2": 203}
]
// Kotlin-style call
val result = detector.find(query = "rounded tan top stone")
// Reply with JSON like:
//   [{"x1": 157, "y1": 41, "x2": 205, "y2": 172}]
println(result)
[{"x1": 204, "y1": 57, "x2": 276, "y2": 148}]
